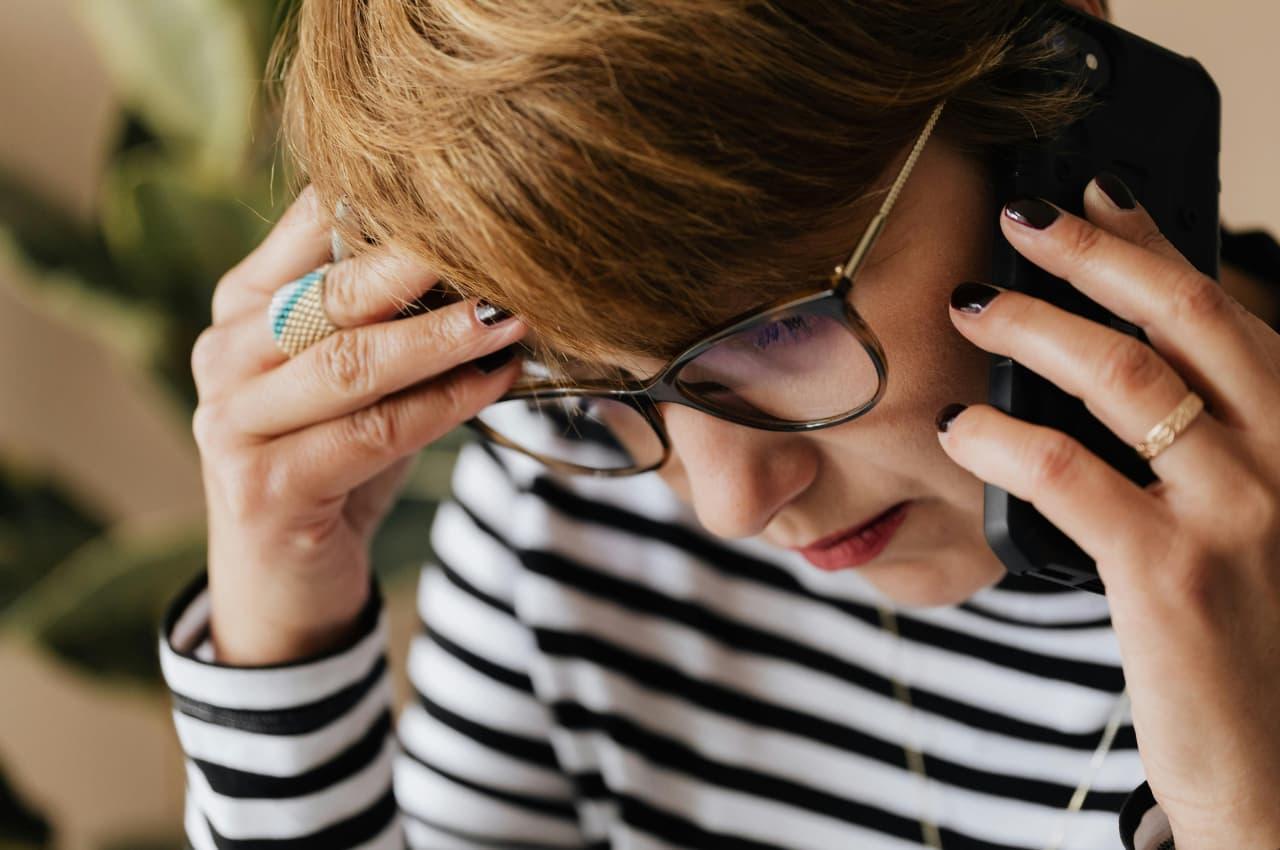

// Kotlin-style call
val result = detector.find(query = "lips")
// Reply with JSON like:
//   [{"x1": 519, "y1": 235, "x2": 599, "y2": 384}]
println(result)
[
  {"x1": 798, "y1": 504, "x2": 911, "y2": 550},
  {"x1": 792, "y1": 501, "x2": 911, "y2": 571}
]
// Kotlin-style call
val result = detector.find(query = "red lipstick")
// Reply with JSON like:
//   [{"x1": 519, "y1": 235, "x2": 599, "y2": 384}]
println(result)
[{"x1": 793, "y1": 501, "x2": 911, "y2": 571}]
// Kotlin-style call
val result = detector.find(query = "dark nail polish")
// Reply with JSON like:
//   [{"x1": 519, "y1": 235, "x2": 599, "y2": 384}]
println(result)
[
  {"x1": 1004, "y1": 198, "x2": 1061, "y2": 230},
  {"x1": 473, "y1": 345, "x2": 516, "y2": 374},
  {"x1": 475, "y1": 299, "x2": 513, "y2": 326},
  {"x1": 950, "y1": 282, "x2": 1001, "y2": 314},
  {"x1": 1094, "y1": 172, "x2": 1136, "y2": 210},
  {"x1": 936, "y1": 403, "x2": 967, "y2": 433}
]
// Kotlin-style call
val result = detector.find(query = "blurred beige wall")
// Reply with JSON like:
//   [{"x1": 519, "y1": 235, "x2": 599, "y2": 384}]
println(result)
[
  {"x1": 0, "y1": 1, "x2": 1275, "y2": 849},
  {"x1": 1112, "y1": 0, "x2": 1280, "y2": 232}
]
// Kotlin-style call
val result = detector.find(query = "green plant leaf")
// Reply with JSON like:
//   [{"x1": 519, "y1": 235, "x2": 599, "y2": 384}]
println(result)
[
  {"x1": 99, "y1": 150, "x2": 279, "y2": 306},
  {"x1": 93, "y1": 148, "x2": 290, "y2": 404},
  {"x1": 0, "y1": 458, "x2": 105, "y2": 621},
  {"x1": 0, "y1": 227, "x2": 169, "y2": 376},
  {"x1": 1, "y1": 523, "x2": 206, "y2": 684},
  {"x1": 400, "y1": 429, "x2": 472, "y2": 504},
  {"x1": 370, "y1": 496, "x2": 441, "y2": 587},
  {"x1": 0, "y1": 169, "x2": 123, "y2": 292},
  {"x1": 73, "y1": 0, "x2": 259, "y2": 184},
  {"x1": 369, "y1": 434, "x2": 470, "y2": 583}
]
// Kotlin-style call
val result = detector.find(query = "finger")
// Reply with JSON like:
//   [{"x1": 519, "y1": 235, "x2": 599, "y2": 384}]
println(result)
[
  {"x1": 1083, "y1": 172, "x2": 1188, "y2": 265},
  {"x1": 1085, "y1": 172, "x2": 1280, "y2": 372},
  {"x1": 191, "y1": 312, "x2": 283, "y2": 399},
  {"x1": 256, "y1": 354, "x2": 523, "y2": 503},
  {"x1": 1000, "y1": 196, "x2": 1279, "y2": 426},
  {"x1": 211, "y1": 185, "x2": 334, "y2": 325},
  {"x1": 317, "y1": 250, "x2": 442, "y2": 327},
  {"x1": 196, "y1": 263, "x2": 463, "y2": 398},
  {"x1": 949, "y1": 283, "x2": 1241, "y2": 482},
  {"x1": 935, "y1": 402, "x2": 1172, "y2": 577},
  {"x1": 227, "y1": 299, "x2": 526, "y2": 437}
]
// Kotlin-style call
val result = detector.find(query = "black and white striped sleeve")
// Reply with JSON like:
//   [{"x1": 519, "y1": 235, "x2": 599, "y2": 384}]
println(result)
[
  {"x1": 158, "y1": 441, "x2": 589, "y2": 849},
  {"x1": 158, "y1": 572, "x2": 402, "y2": 849}
]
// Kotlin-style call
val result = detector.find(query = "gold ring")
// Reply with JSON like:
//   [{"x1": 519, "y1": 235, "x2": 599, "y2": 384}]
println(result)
[{"x1": 1132, "y1": 391, "x2": 1205, "y2": 461}]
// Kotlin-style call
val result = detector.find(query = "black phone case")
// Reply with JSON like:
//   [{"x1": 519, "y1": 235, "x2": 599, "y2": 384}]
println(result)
[{"x1": 984, "y1": 3, "x2": 1221, "y2": 593}]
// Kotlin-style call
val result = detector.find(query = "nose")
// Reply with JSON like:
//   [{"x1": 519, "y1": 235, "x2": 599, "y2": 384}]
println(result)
[{"x1": 659, "y1": 403, "x2": 817, "y2": 539}]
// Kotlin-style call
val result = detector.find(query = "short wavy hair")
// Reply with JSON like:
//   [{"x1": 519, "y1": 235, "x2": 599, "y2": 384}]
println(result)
[{"x1": 268, "y1": 0, "x2": 1091, "y2": 367}]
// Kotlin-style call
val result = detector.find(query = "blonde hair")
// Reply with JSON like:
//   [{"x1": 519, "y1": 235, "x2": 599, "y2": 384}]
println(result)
[{"x1": 268, "y1": 0, "x2": 1090, "y2": 366}]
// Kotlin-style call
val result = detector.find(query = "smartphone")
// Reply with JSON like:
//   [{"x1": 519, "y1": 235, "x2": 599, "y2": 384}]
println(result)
[{"x1": 983, "y1": 2, "x2": 1221, "y2": 593}]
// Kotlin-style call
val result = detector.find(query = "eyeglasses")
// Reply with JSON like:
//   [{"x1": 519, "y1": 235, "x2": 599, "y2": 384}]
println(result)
[{"x1": 466, "y1": 100, "x2": 947, "y2": 476}]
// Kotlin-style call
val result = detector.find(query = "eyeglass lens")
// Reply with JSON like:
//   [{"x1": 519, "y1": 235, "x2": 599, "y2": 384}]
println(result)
[
  {"x1": 674, "y1": 314, "x2": 879, "y2": 422},
  {"x1": 472, "y1": 312, "x2": 879, "y2": 474}
]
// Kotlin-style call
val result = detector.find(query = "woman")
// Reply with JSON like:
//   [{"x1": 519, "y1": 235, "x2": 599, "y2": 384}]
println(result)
[{"x1": 164, "y1": 0, "x2": 1280, "y2": 848}]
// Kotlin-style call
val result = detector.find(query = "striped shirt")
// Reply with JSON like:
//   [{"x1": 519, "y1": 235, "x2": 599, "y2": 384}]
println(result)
[{"x1": 160, "y1": 226, "x2": 1280, "y2": 850}]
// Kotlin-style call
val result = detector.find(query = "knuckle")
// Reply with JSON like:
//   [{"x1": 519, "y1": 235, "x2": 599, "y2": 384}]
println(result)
[
  {"x1": 431, "y1": 370, "x2": 472, "y2": 422},
  {"x1": 209, "y1": 270, "x2": 243, "y2": 322},
  {"x1": 1135, "y1": 226, "x2": 1174, "y2": 255},
  {"x1": 191, "y1": 401, "x2": 231, "y2": 449},
  {"x1": 429, "y1": 306, "x2": 475, "y2": 355},
  {"x1": 1028, "y1": 432, "x2": 1080, "y2": 491},
  {"x1": 1167, "y1": 269, "x2": 1229, "y2": 324},
  {"x1": 343, "y1": 402, "x2": 400, "y2": 456},
  {"x1": 316, "y1": 331, "x2": 375, "y2": 397},
  {"x1": 190, "y1": 326, "x2": 223, "y2": 383},
  {"x1": 1235, "y1": 478, "x2": 1279, "y2": 538},
  {"x1": 1095, "y1": 335, "x2": 1164, "y2": 397},
  {"x1": 287, "y1": 183, "x2": 321, "y2": 226},
  {"x1": 320, "y1": 260, "x2": 352, "y2": 321},
  {"x1": 1063, "y1": 220, "x2": 1106, "y2": 265}
]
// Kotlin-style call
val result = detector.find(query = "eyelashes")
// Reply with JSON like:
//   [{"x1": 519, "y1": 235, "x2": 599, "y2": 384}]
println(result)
[{"x1": 751, "y1": 315, "x2": 816, "y2": 351}]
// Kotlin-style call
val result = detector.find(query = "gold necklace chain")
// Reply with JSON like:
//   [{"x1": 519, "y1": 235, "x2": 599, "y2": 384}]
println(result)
[{"x1": 876, "y1": 604, "x2": 1130, "y2": 850}]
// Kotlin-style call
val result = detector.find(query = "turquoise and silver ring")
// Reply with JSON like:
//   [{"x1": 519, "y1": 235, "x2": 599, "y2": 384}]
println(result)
[{"x1": 268, "y1": 262, "x2": 339, "y2": 357}]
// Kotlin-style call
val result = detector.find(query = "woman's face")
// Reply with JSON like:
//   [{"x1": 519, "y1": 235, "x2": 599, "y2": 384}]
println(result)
[{"x1": 646, "y1": 134, "x2": 1004, "y2": 607}]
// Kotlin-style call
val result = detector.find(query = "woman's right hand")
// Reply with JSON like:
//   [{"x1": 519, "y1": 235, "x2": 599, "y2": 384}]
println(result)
[{"x1": 190, "y1": 185, "x2": 527, "y2": 665}]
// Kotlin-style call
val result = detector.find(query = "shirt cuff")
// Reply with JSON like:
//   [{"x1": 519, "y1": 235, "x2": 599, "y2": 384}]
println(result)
[
  {"x1": 1120, "y1": 780, "x2": 1175, "y2": 850},
  {"x1": 158, "y1": 569, "x2": 387, "y2": 719},
  {"x1": 158, "y1": 571, "x2": 401, "y2": 847}
]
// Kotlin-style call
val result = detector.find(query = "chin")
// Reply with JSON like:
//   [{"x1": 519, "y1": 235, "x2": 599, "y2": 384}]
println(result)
[{"x1": 857, "y1": 550, "x2": 1005, "y2": 608}]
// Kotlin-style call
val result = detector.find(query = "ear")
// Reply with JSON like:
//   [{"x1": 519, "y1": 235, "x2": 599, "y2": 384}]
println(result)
[{"x1": 1059, "y1": 0, "x2": 1109, "y2": 19}]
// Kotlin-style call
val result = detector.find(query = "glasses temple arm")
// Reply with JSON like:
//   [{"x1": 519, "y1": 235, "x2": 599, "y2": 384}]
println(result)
[{"x1": 832, "y1": 100, "x2": 947, "y2": 283}]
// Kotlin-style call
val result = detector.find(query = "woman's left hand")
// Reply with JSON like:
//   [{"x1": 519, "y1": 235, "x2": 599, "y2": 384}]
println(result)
[{"x1": 937, "y1": 175, "x2": 1280, "y2": 850}]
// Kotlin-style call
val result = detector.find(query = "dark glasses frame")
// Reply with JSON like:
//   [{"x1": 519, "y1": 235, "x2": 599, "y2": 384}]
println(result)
[{"x1": 466, "y1": 100, "x2": 947, "y2": 477}]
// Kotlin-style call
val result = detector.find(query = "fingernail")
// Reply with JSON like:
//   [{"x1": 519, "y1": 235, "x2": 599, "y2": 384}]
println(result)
[
  {"x1": 950, "y1": 282, "x2": 1001, "y2": 314},
  {"x1": 1004, "y1": 198, "x2": 1061, "y2": 230},
  {"x1": 935, "y1": 403, "x2": 967, "y2": 433},
  {"x1": 1094, "y1": 172, "x2": 1136, "y2": 210},
  {"x1": 473, "y1": 345, "x2": 516, "y2": 374},
  {"x1": 475, "y1": 299, "x2": 513, "y2": 326}
]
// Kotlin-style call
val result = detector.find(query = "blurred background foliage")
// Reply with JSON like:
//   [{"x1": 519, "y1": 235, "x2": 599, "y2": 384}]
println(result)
[{"x1": 0, "y1": 1, "x2": 464, "y2": 845}]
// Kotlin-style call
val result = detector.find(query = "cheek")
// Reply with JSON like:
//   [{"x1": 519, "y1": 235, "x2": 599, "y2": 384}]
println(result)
[
  {"x1": 871, "y1": 183, "x2": 996, "y2": 420},
  {"x1": 868, "y1": 278, "x2": 991, "y2": 426}
]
